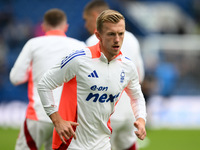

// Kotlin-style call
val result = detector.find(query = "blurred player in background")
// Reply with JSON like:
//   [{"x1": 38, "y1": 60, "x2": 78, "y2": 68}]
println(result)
[
  {"x1": 10, "y1": 8, "x2": 86, "y2": 150},
  {"x1": 37, "y1": 9, "x2": 146, "y2": 150},
  {"x1": 83, "y1": 0, "x2": 145, "y2": 149}
]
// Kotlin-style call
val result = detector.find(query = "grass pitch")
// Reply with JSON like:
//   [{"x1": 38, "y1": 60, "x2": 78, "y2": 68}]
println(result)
[
  {"x1": 0, "y1": 127, "x2": 199, "y2": 150},
  {"x1": 0, "y1": 127, "x2": 19, "y2": 150},
  {"x1": 139, "y1": 129, "x2": 200, "y2": 150}
]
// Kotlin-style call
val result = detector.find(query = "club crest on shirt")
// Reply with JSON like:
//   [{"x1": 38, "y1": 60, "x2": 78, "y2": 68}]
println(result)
[{"x1": 120, "y1": 70, "x2": 125, "y2": 83}]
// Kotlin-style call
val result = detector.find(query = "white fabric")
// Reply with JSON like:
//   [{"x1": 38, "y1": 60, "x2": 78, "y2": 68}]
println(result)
[
  {"x1": 10, "y1": 35, "x2": 86, "y2": 123},
  {"x1": 10, "y1": 34, "x2": 86, "y2": 150},
  {"x1": 86, "y1": 31, "x2": 145, "y2": 149},
  {"x1": 15, "y1": 119, "x2": 54, "y2": 150},
  {"x1": 37, "y1": 47, "x2": 146, "y2": 149}
]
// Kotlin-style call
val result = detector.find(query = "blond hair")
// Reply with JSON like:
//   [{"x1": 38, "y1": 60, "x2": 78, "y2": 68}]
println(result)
[{"x1": 96, "y1": 9, "x2": 125, "y2": 33}]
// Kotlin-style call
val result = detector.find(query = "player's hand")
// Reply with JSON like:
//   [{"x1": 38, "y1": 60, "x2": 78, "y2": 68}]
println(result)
[
  {"x1": 55, "y1": 120, "x2": 79, "y2": 144},
  {"x1": 134, "y1": 118, "x2": 146, "y2": 140},
  {"x1": 49, "y1": 112, "x2": 79, "y2": 144}
]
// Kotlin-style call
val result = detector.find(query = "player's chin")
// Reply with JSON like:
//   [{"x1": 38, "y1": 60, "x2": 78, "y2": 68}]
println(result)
[
  {"x1": 112, "y1": 51, "x2": 120, "y2": 56},
  {"x1": 112, "y1": 48, "x2": 120, "y2": 54}
]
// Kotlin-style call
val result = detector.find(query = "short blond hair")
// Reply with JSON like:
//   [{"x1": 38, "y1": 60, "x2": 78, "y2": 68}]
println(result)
[{"x1": 96, "y1": 9, "x2": 125, "y2": 33}]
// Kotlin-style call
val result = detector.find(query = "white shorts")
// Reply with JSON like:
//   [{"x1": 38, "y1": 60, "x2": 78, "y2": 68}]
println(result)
[
  {"x1": 110, "y1": 92, "x2": 138, "y2": 150},
  {"x1": 15, "y1": 118, "x2": 54, "y2": 150}
]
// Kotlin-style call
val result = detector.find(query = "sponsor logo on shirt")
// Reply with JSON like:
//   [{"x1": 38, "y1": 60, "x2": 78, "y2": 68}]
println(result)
[
  {"x1": 86, "y1": 92, "x2": 120, "y2": 103},
  {"x1": 88, "y1": 70, "x2": 99, "y2": 78},
  {"x1": 90, "y1": 85, "x2": 108, "y2": 91},
  {"x1": 86, "y1": 85, "x2": 120, "y2": 103}
]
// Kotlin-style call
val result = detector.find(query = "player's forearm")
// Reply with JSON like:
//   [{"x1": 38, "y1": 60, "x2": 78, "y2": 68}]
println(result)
[
  {"x1": 131, "y1": 97, "x2": 147, "y2": 122},
  {"x1": 10, "y1": 44, "x2": 32, "y2": 85},
  {"x1": 127, "y1": 80, "x2": 147, "y2": 121},
  {"x1": 49, "y1": 111, "x2": 63, "y2": 125},
  {"x1": 10, "y1": 66, "x2": 29, "y2": 85},
  {"x1": 37, "y1": 77, "x2": 58, "y2": 116},
  {"x1": 126, "y1": 87, "x2": 147, "y2": 121}
]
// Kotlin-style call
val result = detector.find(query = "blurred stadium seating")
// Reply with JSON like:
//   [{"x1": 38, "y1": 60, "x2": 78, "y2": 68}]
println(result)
[{"x1": 0, "y1": 0, "x2": 200, "y2": 129}]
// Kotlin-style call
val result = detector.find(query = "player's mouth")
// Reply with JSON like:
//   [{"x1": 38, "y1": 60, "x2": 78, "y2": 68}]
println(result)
[{"x1": 112, "y1": 45, "x2": 120, "y2": 50}]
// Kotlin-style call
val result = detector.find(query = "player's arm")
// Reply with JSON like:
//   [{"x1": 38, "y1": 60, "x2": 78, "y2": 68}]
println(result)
[
  {"x1": 37, "y1": 51, "x2": 83, "y2": 141},
  {"x1": 10, "y1": 40, "x2": 33, "y2": 85},
  {"x1": 37, "y1": 62, "x2": 78, "y2": 142},
  {"x1": 125, "y1": 63, "x2": 147, "y2": 140}
]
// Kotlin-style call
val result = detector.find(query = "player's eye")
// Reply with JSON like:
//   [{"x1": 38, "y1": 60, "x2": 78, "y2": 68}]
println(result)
[
  {"x1": 119, "y1": 32, "x2": 124, "y2": 36},
  {"x1": 108, "y1": 33, "x2": 115, "y2": 36}
]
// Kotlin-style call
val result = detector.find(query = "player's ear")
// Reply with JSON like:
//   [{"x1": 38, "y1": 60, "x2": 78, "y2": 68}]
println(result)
[
  {"x1": 95, "y1": 31, "x2": 102, "y2": 41},
  {"x1": 42, "y1": 22, "x2": 51, "y2": 32},
  {"x1": 93, "y1": 11, "x2": 99, "y2": 20},
  {"x1": 64, "y1": 23, "x2": 69, "y2": 33},
  {"x1": 41, "y1": 23, "x2": 46, "y2": 32}
]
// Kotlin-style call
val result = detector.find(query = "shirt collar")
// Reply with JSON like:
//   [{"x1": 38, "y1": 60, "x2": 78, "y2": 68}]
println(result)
[
  {"x1": 45, "y1": 30, "x2": 66, "y2": 36},
  {"x1": 90, "y1": 42, "x2": 122, "y2": 63}
]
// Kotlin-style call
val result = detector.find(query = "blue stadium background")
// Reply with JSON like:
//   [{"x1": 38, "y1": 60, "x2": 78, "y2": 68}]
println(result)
[{"x1": 0, "y1": 0, "x2": 199, "y2": 102}]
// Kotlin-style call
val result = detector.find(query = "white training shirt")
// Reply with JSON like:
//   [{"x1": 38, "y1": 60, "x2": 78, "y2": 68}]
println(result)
[
  {"x1": 86, "y1": 31, "x2": 145, "y2": 148},
  {"x1": 10, "y1": 30, "x2": 86, "y2": 123},
  {"x1": 37, "y1": 43, "x2": 146, "y2": 149}
]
